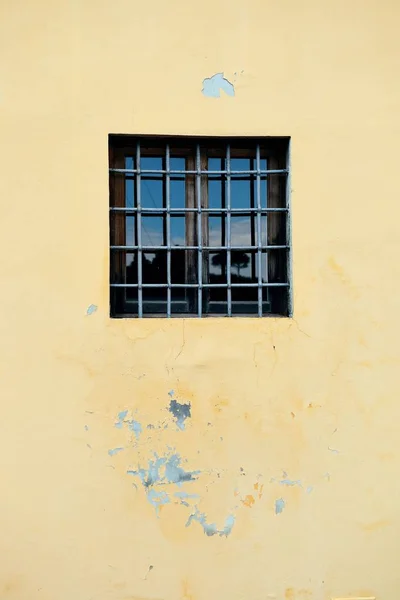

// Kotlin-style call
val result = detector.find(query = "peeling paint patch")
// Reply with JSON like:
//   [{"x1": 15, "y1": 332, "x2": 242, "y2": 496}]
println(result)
[
  {"x1": 147, "y1": 489, "x2": 170, "y2": 515},
  {"x1": 108, "y1": 447, "x2": 124, "y2": 457},
  {"x1": 127, "y1": 451, "x2": 200, "y2": 488},
  {"x1": 254, "y1": 482, "x2": 264, "y2": 499},
  {"x1": 174, "y1": 491, "x2": 200, "y2": 500},
  {"x1": 202, "y1": 73, "x2": 235, "y2": 98},
  {"x1": 279, "y1": 478, "x2": 302, "y2": 487},
  {"x1": 114, "y1": 410, "x2": 128, "y2": 429},
  {"x1": 186, "y1": 509, "x2": 235, "y2": 537},
  {"x1": 168, "y1": 398, "x2": 191, "y2": 430},
  {"x1": 84, "y1": 425, "x2": 89, "y2": 431},
  {"x1": 241, "y1": 494, "x2": 255, "y2": 508},
  {"x1": 328, "y1": 446, "x2": 339, "y2": 454},
  {"x1": 86, "y1": 304, "x2": 97, "y2": 316},
  {"x1": 174, "y1": 491, "x2": 200, "y2": 507},
  {"x1": 275, "y1": 498, "x2": 285, "y2": 514},
  {"x1": 128, "y1": 420, "x2": 143, "y2": 440},
  {"x1": 114, "y1": 410, "x2": 143, "y2": 439}
]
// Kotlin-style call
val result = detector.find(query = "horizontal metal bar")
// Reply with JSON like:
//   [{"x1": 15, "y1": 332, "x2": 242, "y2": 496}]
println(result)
[
  {"x1": 110, "y1": 207, "x2": 288, "y2": 213},
  {"x1": 111, "y1": 245, "x2": 288, "y2": 251},
  {"x1": 110, "y1": 168, "x2": 288, "y2": 176},
  {"x1": 111, "y1": 282, "x2": 289, "y2": 288}
]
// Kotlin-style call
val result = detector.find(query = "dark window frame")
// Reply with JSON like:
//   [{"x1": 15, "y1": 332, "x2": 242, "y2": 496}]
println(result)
[{"x1": 109, "y1": 135, "x2": 291, "y2": 318}]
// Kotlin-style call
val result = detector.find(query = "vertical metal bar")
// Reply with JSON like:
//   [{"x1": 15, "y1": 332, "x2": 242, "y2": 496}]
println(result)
[
  {"x1": 226, "y1": 145, "x2": 232, "y2": 316},
  {"x1": 256, "y1": 144, "x2": 263, "y2": 316},
  {"x1": 136, "y1": 142, "x2": 143, "y2": 317},
  {"x1": 286, "y1": 139, "x2": 293, "y2": 317},
  {"x1": 166, "y1": 144, "x2": 171, "y2": 317},
  {"x1": 196, "y1": 144, "x2": 202, "y2": 317},
  {"x1": 250, "y1": 158, "x2": 256, "y2": 281}
]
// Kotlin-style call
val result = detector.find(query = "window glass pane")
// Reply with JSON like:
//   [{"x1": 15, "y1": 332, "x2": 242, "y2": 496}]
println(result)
[
  {"x1": 141, "y1": 216, "x2": 164, "y2": 246},
  {"x1": 141, "y1": 157, "x2": 163, "y2": 209},
  {"x1": 231, "y1": 287, "x2": 258, "y2": 315},
  {"x1": 208, "y1": 158, "x2": 223, "y2": 209},
  {"x1": 231, "y1": 216, "x2": 252, "y2": 246},
  {"x1": 124, "y1": 157, "x2": 135, "y2": 208},
  {"x1": 126, "y1": 216, "x2": 136, "y2": 246},
  {"x1": 209, "y1": 216, "x2": 225, "y2": 246},
  {"x1": 171, "y1": 249, "x2": 186, "y2": 283},
  {"x1": 126, "y1": 252, "x2": 137, "y2": 284},
  {"x1": 171, "y1": 288, "x2": 194, "y2": 314},
  {"x1": 231, "y1": 250, "x2": 252, "y2": 282},
  {"x1": 142, "y1": 251, "x2": 167, "y2": 284},
  {"x1": 143, "y1": 288, "x2": 167, "y2": 315},
  {"x1": 170, "y1": 158, "x2": 185, "y2": 210},
  {"x1": 206, "y1": 287, "x2": 227, "y2": 315},
  {"x1": 170, "y1": 216, "x2": 185, "y2": 246},
  {"x1": 209, "y1": 252, "x2": 227, "y2": 283}
]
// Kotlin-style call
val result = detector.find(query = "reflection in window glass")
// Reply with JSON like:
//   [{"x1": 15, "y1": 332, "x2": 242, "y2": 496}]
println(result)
[{"x1": 141, "y1": 217, "x2": 164, "y2": 246}]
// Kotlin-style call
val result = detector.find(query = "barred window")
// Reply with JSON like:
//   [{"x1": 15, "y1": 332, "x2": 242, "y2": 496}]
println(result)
[{"x1": 109, "y1": 136, "x2": 291, "y2": 318}]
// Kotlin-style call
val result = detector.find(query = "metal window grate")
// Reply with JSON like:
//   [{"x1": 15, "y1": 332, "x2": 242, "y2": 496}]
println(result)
[{"x1": 109, "y1": 136, "x2": 292, "y2": 318}]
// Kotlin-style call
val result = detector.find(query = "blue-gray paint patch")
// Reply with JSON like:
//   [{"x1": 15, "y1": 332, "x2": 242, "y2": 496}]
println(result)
[
  {"x1": 115, "y1": 410, "x2": 128, "y2": 429},
  {"x1": 147, "y1": 489, "x2": 170, "y2": 515},
  {"x1": 114, "y1": 410, "x2": 142, "y2": 439},
  {"x1": 168, "y1": 399, "x2": 191, "y2": 430},
  {"x1": 86, "y1": 304, "x2": 98, "y2": 316},
  {"x1": 275, "y1": 498, "x2": 285, "y2": 514},
  {"x1": 174, "y1": 491, "x2": 200, "y2": 501},
  {"x1": 129, "y1": 420, "x2": 143, "y2": 440},
  {"x1": 108, "y1": 447, "x2": 124, "y2": 457},
  {"x1": 186, "y1": 509, "x2": 235, "y2": 537},
  {"x1": 127, "y1": 451, "x2": 200, "y2": 488},
  {"x1": 279, "y1": 478, "x2": 302, "y2": 487},
  {"x1": 328, "y1": 446, "x2": 339, "y2": 454},
  {"x1": 202, "y1": 73, "x2": 235, "y2": 98}
]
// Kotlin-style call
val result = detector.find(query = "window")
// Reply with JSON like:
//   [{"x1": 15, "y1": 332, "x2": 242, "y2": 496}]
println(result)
[{"x1": 109, "y1": 135, "x2": 291, "y2": 318}]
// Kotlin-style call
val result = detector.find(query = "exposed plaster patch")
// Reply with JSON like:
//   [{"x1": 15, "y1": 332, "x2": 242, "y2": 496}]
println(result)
[
  {"x1": 86, "y1": 304, "x2": 98, "y2": 316},
  {"x1": 275, "y1": 498, "x2": 285, "y2": 514},
  {"x1": 202, "y1": 73, "x2": 235, "y2": 98},
  {"x1": 186, "y1": 509, "x2": 235, "y2": 537},
  {"x1": 168, "y1": 398, "x2": 191, "y2": 430},
  {"x1": 108, "y1": 447, "x2": 124, "y2": 457}
]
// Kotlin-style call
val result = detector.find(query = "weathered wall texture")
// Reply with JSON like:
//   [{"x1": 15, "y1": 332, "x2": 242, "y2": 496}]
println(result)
[{"x1": 1, "y1": 1, "x2": 399, "y2": 598}]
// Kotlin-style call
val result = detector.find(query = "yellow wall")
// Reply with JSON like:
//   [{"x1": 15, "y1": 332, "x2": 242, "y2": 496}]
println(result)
[{"x1": 1, "y1": 0, "x2": 399, "y2": 598}]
